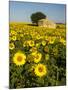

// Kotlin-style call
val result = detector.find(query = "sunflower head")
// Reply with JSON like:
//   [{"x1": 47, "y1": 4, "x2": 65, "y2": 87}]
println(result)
[
  {"x1": 30, "y1": 47, "x2": 37, "y2": 54},
  {"x1": 13, "y1": 51, "x2": 26, "y2": 66},
  {"x1": 49, "y1": 36, "x2": 56, "y2": 44},
  {"x1": 23, "y1": 41, "x2": 29, "y2": 47},
  {"x1": 28, "y1": 40, "x2": 35, "y2": 47},
  {"x1": 34, "y1": 64, "x2": 47, "y2": 77},
  {"x1": 9, "y1": 42, "x2": 15, "y2": 50},
  {"x1": 60, "y1": 38, "x2": 66, "y2": 45},
  {"x1": 41, "y1": 40, "x2": 46, "y2": 46},
  {"x1": 11, "y1": 35, "x2": 17, "y2": 41},
  {"x1": 36, "y1": 43, "x2": 40, "y2": 48},
  {"x1": 44, "y1": 46, "x2": 49, "y2": 53},
  {"x1": 53, "y1": 47, "x2": 58, "y2": 56},
  {"x1": 10, "y1": 30, "x2": 17, "y2": 36},
  {"x1": 32, "y1": 52, "x2": 42, "y2": 63}
]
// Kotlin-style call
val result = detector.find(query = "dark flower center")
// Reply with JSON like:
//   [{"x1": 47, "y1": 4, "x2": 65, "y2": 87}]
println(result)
[
  {"x1": 38, "y1": 67, "x2": 43, "y2": 72},
  {"x1": 17, "y1": 56, "x2": 22, "y2": 62}
]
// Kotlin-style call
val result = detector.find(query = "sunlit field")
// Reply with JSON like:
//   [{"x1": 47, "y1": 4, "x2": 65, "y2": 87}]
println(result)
[{"x1": 9, "y1": 22, "x2": 66, "y2": 89}]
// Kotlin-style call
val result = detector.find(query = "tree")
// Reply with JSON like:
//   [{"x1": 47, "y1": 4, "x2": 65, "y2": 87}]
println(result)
[{"x1": 31, "y1": 12, "x2": 46, "y2": 25}]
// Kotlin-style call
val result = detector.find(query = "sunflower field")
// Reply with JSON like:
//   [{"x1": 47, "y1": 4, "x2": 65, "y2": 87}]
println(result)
[{"x1": 9, "y1": 23, "x2": 66, "y2": 89}]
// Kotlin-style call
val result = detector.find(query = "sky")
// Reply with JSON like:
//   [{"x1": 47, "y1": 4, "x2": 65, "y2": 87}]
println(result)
[{"x1": 9, "y1": 1, "x2": 66, "y2": 23}]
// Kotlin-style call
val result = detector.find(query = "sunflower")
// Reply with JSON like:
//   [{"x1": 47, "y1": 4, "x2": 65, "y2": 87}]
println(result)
[
  {"x1": 48, "y1": 37, "x2": 55, "y2": 44},
  {"x1": 34, "y1": 64, "x2": 47, "y2": 77},
  {"x1": 28, "y1": 40, "x2": 35, "y2": 47},
  {"x1": 10, "y1": 35, "x2": 17, "y2": 41},
  {"x1": 44, "y1": 46, "x2": 49, "y2": 53},
  {"x1": 10, "y1": 30, "x2": 17, "y2": 36},
  {"x1": 32, "y1": 52, "x2": 42, "y2": 63},
  {"x1": 41, "y1": 40, "x2": 46, "y2": 46},
  {"x1": 30, "y1": 47, "x2": 37, "y2": 55},
  {"x1": 13, "y1": 51, "x2": 26, "y2": 66},
  {"x1": 36, "y1": 34, "x2": 41, "y2": 40},
  {"x1": 36, "y1": 43, "x2": 40, "y2": 48},
  {"x1": 23, "y1": 41, "x2": 29, "y2": 47},
  {"x1": 9, "y1": 42, "x2": 15, "y2": 50},
  {"x1": 60, "y1": 38, "x2": 66, "y2": 45},
  {"x1": 53, "y1": 47, "x2": 58, "y2": 56}
]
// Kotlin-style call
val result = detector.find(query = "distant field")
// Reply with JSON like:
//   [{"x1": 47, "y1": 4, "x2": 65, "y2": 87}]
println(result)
[
  {"x1": 10, "y1": 22, "x2": 66, "y2": 37},
  {"x1": 9, "y1": 22, "x2": 66, "y2": 88}
]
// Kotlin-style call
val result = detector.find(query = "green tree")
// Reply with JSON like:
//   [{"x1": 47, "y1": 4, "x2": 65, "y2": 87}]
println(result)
[{"x1": 31, "y1": 12, "x2": 46, "y2": 25}]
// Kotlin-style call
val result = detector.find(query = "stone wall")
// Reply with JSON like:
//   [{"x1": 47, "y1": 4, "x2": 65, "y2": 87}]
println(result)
[{"x1": 38, "y1": 19, "x2": 56, "y2": 29}]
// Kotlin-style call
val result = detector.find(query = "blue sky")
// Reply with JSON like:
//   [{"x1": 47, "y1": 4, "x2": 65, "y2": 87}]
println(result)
[{"x1": 9, "y1": 1, "x2": 66, "y2": 23}]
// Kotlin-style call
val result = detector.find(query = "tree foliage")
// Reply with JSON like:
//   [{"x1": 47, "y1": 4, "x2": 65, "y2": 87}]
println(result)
[{"x1": 31, "y1": 12, "x2": 46, "y2": 25}]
